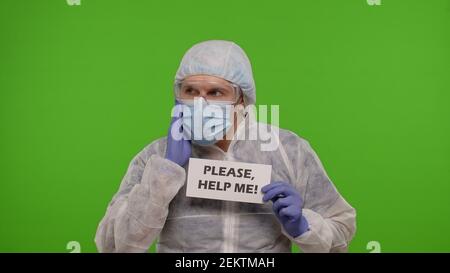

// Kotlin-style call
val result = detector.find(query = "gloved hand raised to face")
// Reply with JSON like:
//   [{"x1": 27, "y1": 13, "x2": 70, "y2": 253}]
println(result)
[
  {"x1": 262, "y1": 181, "x2": 310, "y2": 238},
  {"x1": 165, "y1": 101, "x2": 191, "y2": 167}
]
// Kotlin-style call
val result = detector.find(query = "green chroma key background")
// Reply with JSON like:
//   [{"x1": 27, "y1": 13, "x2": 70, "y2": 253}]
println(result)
[{"x1": 1, "y1": 0, "x2": 449, "y2": 252}]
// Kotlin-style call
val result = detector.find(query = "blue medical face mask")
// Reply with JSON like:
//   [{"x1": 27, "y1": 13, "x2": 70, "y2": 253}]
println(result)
[{"x1": 179, "y1": 98, "x2": 233, "y2": 146}]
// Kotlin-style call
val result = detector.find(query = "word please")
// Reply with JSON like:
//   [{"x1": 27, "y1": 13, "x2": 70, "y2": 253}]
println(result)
[{"x1": 203, "y1": 165, "x2": 254, "y2": 180}]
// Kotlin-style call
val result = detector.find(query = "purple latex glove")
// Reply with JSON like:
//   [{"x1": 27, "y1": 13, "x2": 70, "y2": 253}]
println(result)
[
  {"x1": 262, "y1": 181, "x2": 309, "y2": 238},
  {"x1": 165, "y1": 102, "x2": 191, "y2": 167}
]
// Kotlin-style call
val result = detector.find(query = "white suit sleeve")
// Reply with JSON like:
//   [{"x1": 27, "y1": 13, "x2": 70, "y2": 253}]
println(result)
[
  {"x1": 283, "y1": 139, "x2": 356, "y2": 253},
  {"x1": 94, "y1": 150, "x2": 185, "y2": 253}
]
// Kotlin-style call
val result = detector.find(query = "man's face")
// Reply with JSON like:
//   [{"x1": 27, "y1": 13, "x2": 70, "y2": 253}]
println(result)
[{"x1": 176, "y1": 75, "x2": 245, "y2": 144}]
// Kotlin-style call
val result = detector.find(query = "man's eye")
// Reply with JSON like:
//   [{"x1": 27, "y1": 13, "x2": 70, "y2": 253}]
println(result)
[
  {"x1": 183, "y1": 87, "x2": 197, "y2": 95},
  {"x1": 208, "y1": 89, "x2": 224, "y2": 97}
]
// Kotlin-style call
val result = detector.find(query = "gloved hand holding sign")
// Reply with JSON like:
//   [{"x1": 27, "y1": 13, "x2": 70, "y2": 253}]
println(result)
[
  {"x1": 262, "y1": 181, "x2": 309, "y2": 238},
  {"x1": 165, "y1": 101, "x2": 191, "y2": 167}
]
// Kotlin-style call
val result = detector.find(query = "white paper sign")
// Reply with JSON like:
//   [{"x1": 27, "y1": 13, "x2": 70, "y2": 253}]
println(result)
[{"x1": 186, "y1": 158, "x2": 272, "y2": 204}]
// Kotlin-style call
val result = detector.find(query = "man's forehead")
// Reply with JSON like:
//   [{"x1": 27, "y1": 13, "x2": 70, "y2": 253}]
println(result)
[{"x1": 184, "y1": 74, "x2": 229, "y2": 84}]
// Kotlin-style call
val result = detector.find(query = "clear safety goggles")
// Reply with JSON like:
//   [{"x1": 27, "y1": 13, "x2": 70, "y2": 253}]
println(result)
[{"x1": 174, "y1": 79, "x2": 242, "y2": 105}]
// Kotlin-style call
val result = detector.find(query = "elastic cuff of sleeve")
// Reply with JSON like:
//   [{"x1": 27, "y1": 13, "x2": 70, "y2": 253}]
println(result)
[
  {"x1": 298, "y1": 214, "x2": 310, "y2": 237},
  {"x1": 151, "y1": 154, "x2": 186, "y2": 176}
]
